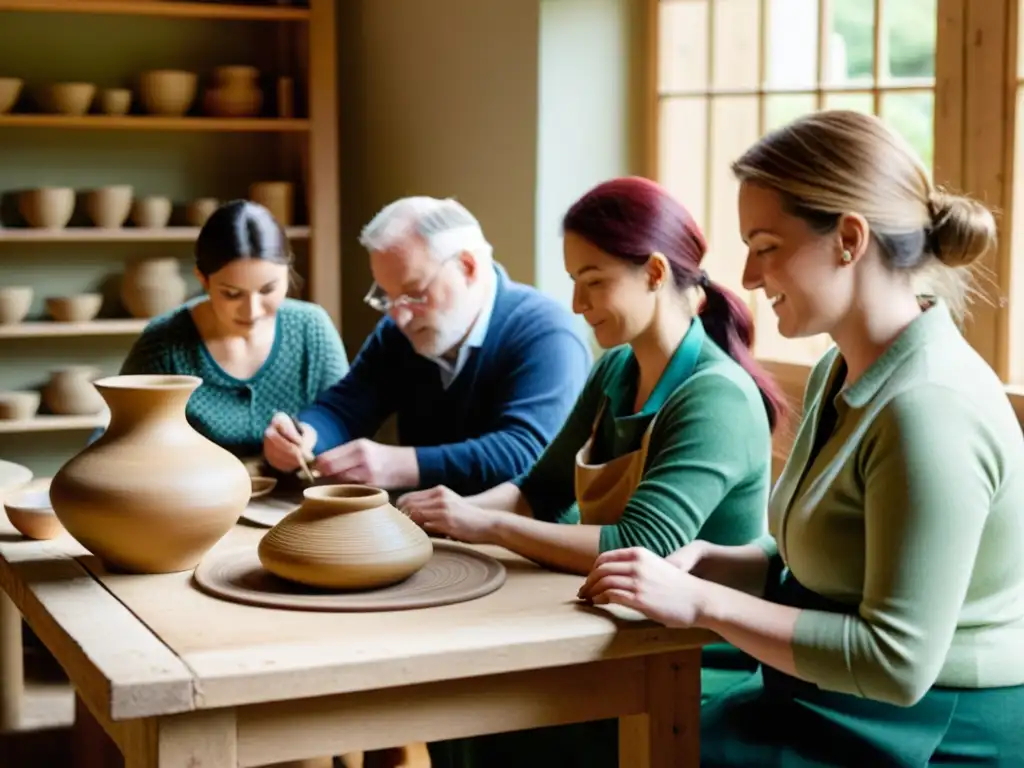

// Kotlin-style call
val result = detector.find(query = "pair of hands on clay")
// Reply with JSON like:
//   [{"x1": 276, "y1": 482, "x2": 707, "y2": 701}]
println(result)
[{"x1": 262, "y1": 412, "x2": 418, "y2": 488}]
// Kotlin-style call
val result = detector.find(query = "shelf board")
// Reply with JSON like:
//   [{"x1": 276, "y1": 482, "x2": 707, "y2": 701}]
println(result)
[
  {"x1": 0, "y1": 414, "x2": 104, "y2": 434},
  {"x1": 0, "y1": 320, "x2": 147, "y2": 339},
  {"x1": 0, "y1": 0, "x2": 310, "y2": 21},
  {"x1": 0, "y1": 115, "x2": 309, "y2": 132},
  {"x1": 0, "y1": 226, "x2": 311, "y2": 243}
]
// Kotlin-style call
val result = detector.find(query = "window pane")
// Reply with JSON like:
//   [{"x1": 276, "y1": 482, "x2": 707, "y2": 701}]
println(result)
[
  {"x1": 708, "y1": 96, "x2": 760, "y2": 296},
  {"x1": 880, "y1": 90, "x2": 934, "y2": 170},
  {"x1": 826, "y1": 0, "x2": 875, "y2": 86},
  {"x1": 765, "y1": 0, "x2": 819, "y2": 90},
  {"x1": 823, "y1": 91, "x2": 875, "y2": 113},
  {"x1": 1009, "y1": 86, "x2": 1024, "y2": 382},
  {"x1": 713, "y1": 0, "x2": 760, "y2": 90},
  {"x1": 764, "y1": 94, "x2": 817, "y2": 132},
  {"x1": 659, "y1": 97, "x2": 709, "y2": 233},
  {"x1": 883, "y1": 0, "x2": 937, "y2": 80},
  {"x1": 659, "y1": 0, "x2": 709, "y2": 93}
]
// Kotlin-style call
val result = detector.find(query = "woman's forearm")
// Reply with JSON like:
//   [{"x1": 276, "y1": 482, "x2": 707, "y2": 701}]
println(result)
[
  {"x1": 468, "y1": 482, "x2": 534, "y2": 517},
  {"x1": 488, "y1": 514, "x2": 600, "y2": 574},
  {"x1": 696, "y1": 580, "x2": 800, "y2": 677},
  {"x1": 694, "y1": 543, "x2": 773, "y2": 597}
]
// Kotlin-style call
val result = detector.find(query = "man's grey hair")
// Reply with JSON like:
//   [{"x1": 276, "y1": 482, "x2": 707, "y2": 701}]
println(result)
[{"x1": 358, "y1": 196, "x2": 493, "y2": 265}]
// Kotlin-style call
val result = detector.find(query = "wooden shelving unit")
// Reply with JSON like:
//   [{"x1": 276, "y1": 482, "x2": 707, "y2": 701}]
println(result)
[
  {"x1": 0, "y1": 0, "x2": 340, "y2": 448},
  {"x1": 0, "y1": 321, "x2": 148, "y2": 339},
  {"x1": 0, "y1": 0, "x2": 311, "y2": 21},
  {"x1": 0, "y1": 226, "x2": 310, "y2": 243},
  {"x1": 0, "y1": 415, "x2": 104, "y2": 434},
  {"x1": 0, "y1": 114, "x2": 310, "y2": 131}
]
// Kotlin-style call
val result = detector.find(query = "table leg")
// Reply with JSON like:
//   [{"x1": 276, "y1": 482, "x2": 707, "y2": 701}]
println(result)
[
  {"x1": 618, "y1": 648, "x2": 701, "y2": 768},
  {"x1": 122, "y1": 709, "x2": 237, "y2": 768},
  {"x1": 0, "y1": 590, "x2": 23, "y2": 731},
  {"x1": 73, "y1": 693, "x2": 123, "y2": 768}
]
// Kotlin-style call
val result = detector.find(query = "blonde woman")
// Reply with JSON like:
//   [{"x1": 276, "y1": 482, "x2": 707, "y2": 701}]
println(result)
[{"x1": 580, "y1": 110, "x2": 1024, "y2": 766}]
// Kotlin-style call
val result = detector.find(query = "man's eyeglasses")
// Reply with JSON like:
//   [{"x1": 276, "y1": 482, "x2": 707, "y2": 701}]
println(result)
[{"x1": 363, "y1": 255, "x2": 457, "y2": 314}]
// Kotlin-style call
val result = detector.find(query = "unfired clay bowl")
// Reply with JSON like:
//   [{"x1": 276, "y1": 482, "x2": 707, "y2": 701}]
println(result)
[
  {"x1": 0, "y1": 77, "x2": 23, "y2": 114},
  {"x1": 0, "y1": 391, "x2": 40, "y2": 420},
  {"x1": 130, "y1": 196, "x2": 172, "y2": 228},
  {"x1": 85, "y1": 185, "x2": 133, "y2": 229},
  {"x1": 4, "y1": 488, "x2": 65, "y2": 541},
  {"x1": 0, "y1": 286, "x2": 32, "y2": 325},
  {"x1": 19, "y1": 187, "x2": 75, "y2": 229},
  {"x1": 43, "y1": 366, "x2": 104, "y2": 416},
  {"x1": 46, "y1": 294, "x2": 103, "y2": 323},
  {"x1": 250, "y1": 476, "x2": 277, "y2": 500},
  {"x1": 185, "y1": 198, "x2": 219, "y2": 227},
  {"x1": 138, "y1": 70, "x2": 197, "y2": 116},
  {"x1": 38, "y1": 82, "x2": 96, "y2": 116},
  {"x1": 98, "y1": 88, "x2": 131, "y2": 116}
]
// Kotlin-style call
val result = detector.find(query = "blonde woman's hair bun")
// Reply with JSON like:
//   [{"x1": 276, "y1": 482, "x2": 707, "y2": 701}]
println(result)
[{"x1": 928, "y1": 190, "x2": 997, "y2": 268}]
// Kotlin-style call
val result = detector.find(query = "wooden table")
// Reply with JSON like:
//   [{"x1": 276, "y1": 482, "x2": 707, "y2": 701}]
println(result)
[{"x1": 0, "y1": 514, "x2": 712, "y2": 767}]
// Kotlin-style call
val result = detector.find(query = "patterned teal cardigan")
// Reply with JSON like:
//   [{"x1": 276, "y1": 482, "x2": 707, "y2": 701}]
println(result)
[{"x1": 111, "y1": 297, "x2": 349, "y2": 458}]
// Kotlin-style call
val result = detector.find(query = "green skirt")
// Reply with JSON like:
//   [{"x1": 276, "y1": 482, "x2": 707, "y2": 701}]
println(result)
[
  {"x1": 700, "y1": 560, "x2": 1024, "y2": 767},
  {"x1": 425, "y1": 644, "x2": 758, "y2": 768}
]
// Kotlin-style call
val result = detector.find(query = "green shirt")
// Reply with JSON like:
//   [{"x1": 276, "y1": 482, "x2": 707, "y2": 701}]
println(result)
[
  {"x1": 763, "y1": 301, "x2": 1024, "y2": 704},
  {"x1": 118, "y1": 297, "x2": 349, "y2": 458},
  {"x1": 515, "y1": 317, "x2": 773, "y2": 555}
]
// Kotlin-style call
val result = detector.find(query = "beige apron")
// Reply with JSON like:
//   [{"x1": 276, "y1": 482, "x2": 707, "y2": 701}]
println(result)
[{"x1": 573, "y1": 398, "x2": 659, "y2": 525}]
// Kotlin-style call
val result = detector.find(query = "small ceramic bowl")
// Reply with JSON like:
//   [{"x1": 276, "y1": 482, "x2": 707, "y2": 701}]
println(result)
[
  {"x1": 0, "y1": 77, "x2": 23, "y2": 114},
  {"x1": 4, "y1": 488, "x2": 64, "y2": 540},
  {"x1": 0, "y1": 286, "x2": 33, "y2": 325},
  {"x1": 0, "y1": 390, "x2": 41, "y2": 420},
  {"x1": 45, "y1": 293, "x2": 103, "y2": 323},
  {"x1": 250, "y1": 476, "x2": 277, "y2": 500}
]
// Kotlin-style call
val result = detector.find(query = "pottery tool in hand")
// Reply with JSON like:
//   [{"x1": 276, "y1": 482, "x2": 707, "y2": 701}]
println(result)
[{"x1": 287, "y1": 414, "x2": 317, "y2": 484}]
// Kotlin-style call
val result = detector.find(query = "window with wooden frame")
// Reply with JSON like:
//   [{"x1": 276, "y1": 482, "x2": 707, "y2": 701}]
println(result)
[{"x1": 648, "y1": 0, "x2": 1020, "y2": 445}]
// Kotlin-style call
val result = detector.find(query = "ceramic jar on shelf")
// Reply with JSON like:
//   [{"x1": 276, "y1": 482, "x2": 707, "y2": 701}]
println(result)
[
  {"x1": 204, "y1": 65, "x2": 262, "y2": 118},
  {"x1": 121, "y1": 257, "x2": 187, "y2": 319},
  {"x1": 42, "y1": 366, "x2": 105, "y2": 416}
]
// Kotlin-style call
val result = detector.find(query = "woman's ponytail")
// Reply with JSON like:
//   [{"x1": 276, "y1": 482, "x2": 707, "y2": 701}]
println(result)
[{"x1": 699, "y1": 278, "x2": 787, "y2": 433}]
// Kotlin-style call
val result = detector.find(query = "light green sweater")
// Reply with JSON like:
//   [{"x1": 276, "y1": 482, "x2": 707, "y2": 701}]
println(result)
[
  {"x1": 762, "y1": 301, "x2": 1024, "y2": 705},
  {"x1": 515, "y1": 317, "x2": 773, "y2": 555}
]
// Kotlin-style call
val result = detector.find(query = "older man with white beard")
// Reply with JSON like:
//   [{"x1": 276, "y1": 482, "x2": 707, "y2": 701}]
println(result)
[{"x1": 263, "y1": 195, "x2": 592, "y2": 496}]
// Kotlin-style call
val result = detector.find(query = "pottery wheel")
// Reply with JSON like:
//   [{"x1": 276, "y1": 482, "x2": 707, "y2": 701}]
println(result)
[{"x1": 192, "y1": 540, "x2": 506, "y2": 612}]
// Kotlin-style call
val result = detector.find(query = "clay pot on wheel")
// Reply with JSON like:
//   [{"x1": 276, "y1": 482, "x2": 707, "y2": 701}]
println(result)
[
  {"x1": 49, "y1": 374, "x2": 251, "y2": 574},
  {"x1": 121, "y1": 257, "x2": 187, "y2": 318},
  {"x1": 258, "y1": 484, "x2": 433, "y2": 589}
]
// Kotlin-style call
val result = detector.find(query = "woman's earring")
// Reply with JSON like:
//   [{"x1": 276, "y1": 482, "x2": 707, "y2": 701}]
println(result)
[{"x1": 840, "y1": 250, "x2": 853, "y2": 264}]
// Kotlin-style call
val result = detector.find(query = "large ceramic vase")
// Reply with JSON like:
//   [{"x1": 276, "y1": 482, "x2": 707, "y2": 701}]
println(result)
[
  {"x1": 258, "y1": 484, "x2": 433, "y2": 589},
  {"x1": 49, "y1": 374, "x2": 250, "y2": 574}
]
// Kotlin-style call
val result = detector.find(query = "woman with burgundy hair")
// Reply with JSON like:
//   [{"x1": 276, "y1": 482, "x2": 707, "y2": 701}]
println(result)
[{"x1": 400, "y1": 176, "x2": 784, "y2": 768}]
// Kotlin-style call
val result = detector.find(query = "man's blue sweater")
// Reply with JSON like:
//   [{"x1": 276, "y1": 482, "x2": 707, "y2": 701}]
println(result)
[{"x1": 299, "y1": 265, "x2": 593, "y2": 495}]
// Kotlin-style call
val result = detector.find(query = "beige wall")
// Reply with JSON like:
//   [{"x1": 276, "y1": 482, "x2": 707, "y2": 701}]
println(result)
[{"x1": 336, "y1": 0, "x2": 646, "y2": 353}]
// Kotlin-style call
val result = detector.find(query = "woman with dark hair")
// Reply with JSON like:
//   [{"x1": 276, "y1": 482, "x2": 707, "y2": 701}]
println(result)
[
  {"x1": 399, "y1": 176, "x2": 784, "y2": 768},
  {"x1": 114, "y1": 200, "x2": 348, "y2": 460}
]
